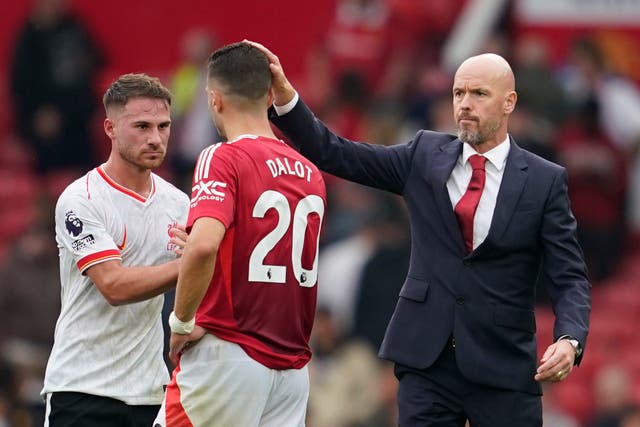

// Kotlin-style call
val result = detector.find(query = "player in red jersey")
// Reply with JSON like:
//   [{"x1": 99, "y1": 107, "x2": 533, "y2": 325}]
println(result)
[{"x1": 154, "y1": 42, "x2": 326, "y2": 427}]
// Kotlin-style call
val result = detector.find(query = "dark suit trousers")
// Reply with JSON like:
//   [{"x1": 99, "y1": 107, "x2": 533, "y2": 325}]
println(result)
[{"x1": 394, "y1": 341, "x2": 542, "y2": 427}]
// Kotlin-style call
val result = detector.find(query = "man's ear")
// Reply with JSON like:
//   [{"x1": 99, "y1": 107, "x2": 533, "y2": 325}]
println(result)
[
  {"x1": 266, "y1": 87, "x2": 274, "y2": 107},
  {"x1": 210, "y1": 89, "x2": 223, "y2": 113},
  {"x1": 504, "y1": 90, "x2": 517, "y2": 115},
  {"x1": 104, "y1": 117, "x2": 115, "y2": 140}
]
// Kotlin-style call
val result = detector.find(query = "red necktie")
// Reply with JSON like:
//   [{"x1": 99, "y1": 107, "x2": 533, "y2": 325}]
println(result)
[{"x1": 454, "y1": 154, "x2": 487, "y2": 253}]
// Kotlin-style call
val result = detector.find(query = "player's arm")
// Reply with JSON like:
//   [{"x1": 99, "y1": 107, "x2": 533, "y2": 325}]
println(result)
[
  {"x1": 173, "y1": 217, "x2": 226, "y2": 322},
  {"x1": 250, "y1": 40, "x2": 410, "y2": 194},
  {"x1": 85, "y1": 224, "x2": 188, "y2": 306},
  {"x1": 86, "y1": 258, "x2": 180, "y2": 306},
  {"x1": 169, "y1": 217, "x2": 226, "y2": 364}
]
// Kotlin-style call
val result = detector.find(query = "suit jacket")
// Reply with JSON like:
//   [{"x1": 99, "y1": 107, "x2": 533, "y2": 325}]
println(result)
[{"x1": 270, "y1": 100, "x2": 591, "y2": 395}]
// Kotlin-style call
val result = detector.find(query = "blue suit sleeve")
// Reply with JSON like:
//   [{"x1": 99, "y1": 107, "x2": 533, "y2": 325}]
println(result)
[
  {"x1": 270, "y1": 99, "x2": 414, "y2": 195},
  {"x1": 541, "y1": 169, "x2": 591, "y2": 364}
]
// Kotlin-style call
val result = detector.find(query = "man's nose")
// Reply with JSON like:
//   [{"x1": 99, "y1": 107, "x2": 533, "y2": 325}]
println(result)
[
  {"x1": 459, "y1": 93, "x2": 472, "y2": 110},
  {"x1": 148, "y1": 128, "x2": 162, "y2": 145}
]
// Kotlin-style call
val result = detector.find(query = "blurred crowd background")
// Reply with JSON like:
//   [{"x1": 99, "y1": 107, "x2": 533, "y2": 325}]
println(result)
[{"x1": 0, "y1": 0, "x2": 639, "y2": 426}]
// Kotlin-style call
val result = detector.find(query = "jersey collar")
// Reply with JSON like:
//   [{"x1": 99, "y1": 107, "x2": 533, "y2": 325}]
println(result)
[{"x1": 96, "y1": 166, "x2": 156, "y2": 203}]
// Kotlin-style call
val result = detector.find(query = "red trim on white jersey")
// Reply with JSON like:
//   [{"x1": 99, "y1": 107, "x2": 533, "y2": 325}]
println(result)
[
  {"x1": 116, "y1": 225, "x2": 127, "y2": 250},
  {"x1": 77, "y1": 249, "x2": 121, "y2": 272},
  {"x1": 96, "y1": 166, "x2": 156, "y2": 203},
  {"x1": 85, "y1": 173, "x2": 91, "y2": 199}
]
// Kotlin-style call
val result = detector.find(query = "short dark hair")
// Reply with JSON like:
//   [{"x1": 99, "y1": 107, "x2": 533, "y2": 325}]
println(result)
[
  {"x1": 207, "y1": 42, "x2": 271, "y2": 101},
  {"x1": 102, "y1": 73, "x2": 172, "y2": 111}
]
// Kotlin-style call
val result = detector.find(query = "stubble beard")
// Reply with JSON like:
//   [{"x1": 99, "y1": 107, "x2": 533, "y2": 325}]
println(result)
[
  {"x1": 457, "y1": 119, "x2": 501, "y2": 147},
  {"x1": 119, "y1": 143, "x2": 165, "y2": 171}
]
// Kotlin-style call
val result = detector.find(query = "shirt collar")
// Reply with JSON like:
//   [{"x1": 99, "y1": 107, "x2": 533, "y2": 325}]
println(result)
[
  {"x1": 460, "y1": 135, "x2": 510, "y2": 171},
  {"x1": 230, "y1": 134, "x2": 259, "y2": 142}
]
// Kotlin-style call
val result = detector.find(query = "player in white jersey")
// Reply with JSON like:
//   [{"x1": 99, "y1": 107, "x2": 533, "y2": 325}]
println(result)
[
  {"x1": 154, "y1": 43, "x2": 326, "y2": 427},
  {"x1": 42, "y1": 73, "x2": 190, "y2": 427}
]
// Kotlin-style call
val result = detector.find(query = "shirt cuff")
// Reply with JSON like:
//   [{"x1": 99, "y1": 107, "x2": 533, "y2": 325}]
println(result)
[{"x1": 273, "y1": 91, "x2": 299, "y2": 116}]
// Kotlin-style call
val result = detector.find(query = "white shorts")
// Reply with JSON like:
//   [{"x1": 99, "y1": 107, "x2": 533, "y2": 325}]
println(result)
[{"x1": 154, "y1": 333, "x2": 309, "y2": 427}]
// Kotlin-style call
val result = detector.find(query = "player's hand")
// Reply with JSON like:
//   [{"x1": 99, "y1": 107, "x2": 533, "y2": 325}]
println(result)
[
  {"x1": 244, "y1": 40, "x2": 296, "y2": 106},
  {"x1": 535, "y1": 339, "x2": 575, "y2": 382},
  {"x1": 169, "y1": 224, "x2": 188, "y2": 256},
  {"x1": 169, "y1": 325, "x2": 206, "y2": 365}
]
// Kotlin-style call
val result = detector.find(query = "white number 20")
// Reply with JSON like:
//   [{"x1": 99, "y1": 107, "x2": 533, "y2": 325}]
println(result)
[{"x1": 248, "y1": 191, "x2": 324, "y2": 287}]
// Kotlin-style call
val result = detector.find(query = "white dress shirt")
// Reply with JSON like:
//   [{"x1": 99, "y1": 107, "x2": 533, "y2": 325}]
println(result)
[{"x1": 447, "y1": 137, "x2": 510, "y2": 250}]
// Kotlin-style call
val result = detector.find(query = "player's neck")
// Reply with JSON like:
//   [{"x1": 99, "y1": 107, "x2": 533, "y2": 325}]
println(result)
[
  {"x1": 222, "y1": 113, "x2": 276, "y2": 142},
  {"x1": 102, "y1": 158, "x2": 153, "y2": 198}
]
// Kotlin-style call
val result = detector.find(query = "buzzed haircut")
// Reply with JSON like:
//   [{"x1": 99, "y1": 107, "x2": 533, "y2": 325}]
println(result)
[
  {"x1": 207, "y1": 42, "x2": 271, "y2": 101},
  {"x1": 103, "y1": 73, "x2": 172, "y2": 112}
]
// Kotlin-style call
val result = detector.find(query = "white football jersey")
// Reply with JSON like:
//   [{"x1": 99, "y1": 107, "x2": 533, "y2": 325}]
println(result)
[{"x1": 42, "y1": 166, "x2": 189, "y2": 405}]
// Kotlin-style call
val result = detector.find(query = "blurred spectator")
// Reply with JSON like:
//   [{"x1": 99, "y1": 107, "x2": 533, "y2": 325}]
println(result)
[
  {"x1": 380, "y1": 0, "x2": 466, "y2": 102},
  {"x1": 169, "y1": 28, "x2": 220, "y2": 192},
  {"x1": 323, "y1": 0, "x2": 392, "y2": 94},
  {"x1": 1, "y1": 340, "x2": 50, "y2": 426},
  {"x1": 9, "y1": 0, "x2": 103, "y2": 176},
  {"x1": 560, "y1": 36, "x2": 640, "y2": 242},
  {"x1": 321, "y1": 71, "x2": 369, "y2": 141},
  {"x1": 0, "y1": 359, "x2": 32, "y2": 427},
  {"x1": 514, "y1": 35, "x2": 567, "y2": 125},
  {"x1": 0, "y1": 221, "x2": 60, "y2": 348},
  {"x1": 307, "y1": 306, "x2": 382, "y2": 427},
  {"x1": 321, "y1": 179, "x2": 380, "y2": 245},
  {"x1": 317, "y1": 209, "x2": 377, "y2": 335},
  {"x1": 403, "y1": 63, "x2": 451, "y2": 135},
  {"x1": 508, "y1": 105, "x2": 556, "y2": 164},
  {"x1": 362, "y1": 101, "x2": 407, "y2": 149},
  {"x1": 556, "y1": 99, "x2": 627, "y2": 282},
  {"x1": 0, "y1": 196, "x2": 58, "y2": 425},
  {"x1": 588, "y1": 365, "x2": 636, "y2": 427},
  {"x1": 353, "y1": 194, "x2": 410, "y2": 350},
  {"x1": 562, "y1": 37, "x2": 640, "y2": 150},
  {"x1": 426, "y1": 92, "x2": 456, "y2": 134}
]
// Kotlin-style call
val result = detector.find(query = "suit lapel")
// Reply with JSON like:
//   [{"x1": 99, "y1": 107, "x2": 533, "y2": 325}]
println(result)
[
  {"x1": 474, "y1": 139, "x2": 529, "y2": 257},
  {"x1": 430, "y1": 139, "x2": 466, "y2": 253}
]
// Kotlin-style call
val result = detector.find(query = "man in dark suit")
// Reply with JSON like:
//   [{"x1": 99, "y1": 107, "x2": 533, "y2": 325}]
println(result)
[{"x1": 250, "y1": 42, "x2": 590, "y2": 427}]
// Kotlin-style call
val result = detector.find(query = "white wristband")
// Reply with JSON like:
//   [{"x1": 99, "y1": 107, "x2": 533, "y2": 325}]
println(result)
[{"x1": 169, "y1": 311, "x2": 195, "y2": 335}]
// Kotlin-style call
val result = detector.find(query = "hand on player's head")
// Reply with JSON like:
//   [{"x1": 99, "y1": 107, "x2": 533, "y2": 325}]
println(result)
[{"x1": 243, "y1": 40, "x2": 296, "y2": 106}]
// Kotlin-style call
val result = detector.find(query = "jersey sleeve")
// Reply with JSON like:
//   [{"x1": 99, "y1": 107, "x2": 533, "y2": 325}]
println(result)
[
  {"x1": 188, "y1": 143, "x2": 237, "y2": 231},
  {"x1": 55, "y1": 191, "x2": 121, "y2": 273}
]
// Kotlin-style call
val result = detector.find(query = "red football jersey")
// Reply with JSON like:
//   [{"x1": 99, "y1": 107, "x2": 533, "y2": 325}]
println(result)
[{"x1": 188, "y1": 135, "x2": 326, "y2": 369}]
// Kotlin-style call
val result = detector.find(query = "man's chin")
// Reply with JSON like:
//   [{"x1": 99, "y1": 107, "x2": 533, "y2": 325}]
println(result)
[
  {"x1": 140, "y1": 158, "x2": 165, "y2": 170},
  {"x1": 458, "y1": 131, "x2": 480, "y2": 146}
]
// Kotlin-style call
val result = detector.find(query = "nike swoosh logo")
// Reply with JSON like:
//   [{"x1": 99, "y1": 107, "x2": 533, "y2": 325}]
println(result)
[{"x1": 117, "y1": 225, "x2": 127, "y2": 250}]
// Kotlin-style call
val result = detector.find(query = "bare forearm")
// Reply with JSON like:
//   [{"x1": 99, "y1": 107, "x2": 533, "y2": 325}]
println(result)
[
  {"x1": 173, "y1": 217, "x2": 226, "y2": 321},
  {"x1": 88, "y1": 259, "x2": 180, "y2": 306},
  {"x1": 174, "y1": 246, "x2": 217, "y2": 321}
]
